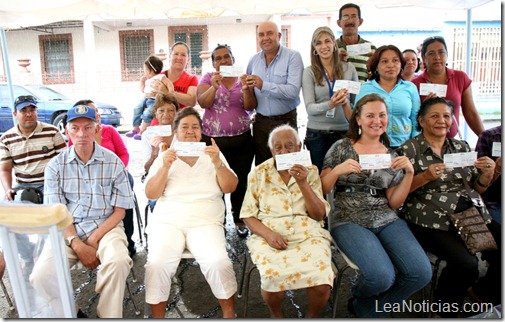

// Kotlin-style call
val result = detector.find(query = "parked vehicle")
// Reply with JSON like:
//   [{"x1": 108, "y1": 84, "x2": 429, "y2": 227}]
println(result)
[{"x1": 0, "y1": 84, "x2": 122, "y2": 134}]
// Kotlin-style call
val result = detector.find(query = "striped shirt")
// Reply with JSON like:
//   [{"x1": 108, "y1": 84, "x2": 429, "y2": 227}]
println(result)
[
  {"x1": 337, "y1": 36, "x2": 376, "y2": 83},
  {"x1": 44, "y1": 143, "x2": 134, "y2": 239},
  {"x1": 0, "y1": 122, "x2": 66, "y2": 186}
]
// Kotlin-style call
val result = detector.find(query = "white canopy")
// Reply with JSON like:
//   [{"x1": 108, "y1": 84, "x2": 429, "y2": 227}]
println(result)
[{"x1": 0, "y1": 0, "x2": 493, "y2": 30}]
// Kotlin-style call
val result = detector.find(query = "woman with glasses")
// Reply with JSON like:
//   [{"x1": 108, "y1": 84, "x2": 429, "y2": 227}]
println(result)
[
  {"x1": 412, "y1": 36, "x2": 484, "y2": 138},
  {"x1": 355, "y1": 45, "x2": 421, "y2": 149},
  {"x1": 196, "y1": 44, "x2": 256, "y2": 237}
]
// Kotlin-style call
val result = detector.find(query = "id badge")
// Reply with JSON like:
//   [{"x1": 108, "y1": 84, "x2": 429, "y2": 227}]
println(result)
[{"x1": 326, "y1": 108, "x2": 335, "y2": 118}]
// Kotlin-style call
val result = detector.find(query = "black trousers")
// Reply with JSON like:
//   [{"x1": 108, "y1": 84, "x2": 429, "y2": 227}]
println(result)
[
  {"x1": 202, "y1": 131, "x2": 254, "y2": 224},
  {"x1": 252, "y1": 110, "x2": 297, "y2": 166},
  {"x1": 408, "y1": 215, "x2": 501, "y2": 317}
]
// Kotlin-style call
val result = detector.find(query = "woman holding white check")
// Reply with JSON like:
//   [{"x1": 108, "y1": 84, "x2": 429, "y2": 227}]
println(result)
[
  {"x1": 240, "y1": 124, "x2": 334, "y2": 318},
  {"x1": 302, "y1": 26, "x2": 358, "y2": 173},
  {"x1": 141, "y1": 93, "x2": 179, "y2": 174},
  {"x1": 355, "y1": 44, "x2": 421, "y2": 149},
  {"x1": 144, "y1": 107, "x2": 239, "y2": 318},
  {"x1": 412, "y1": 36, "x2": 484, "y2": 138},
  {"x1": 197, "y1": 43, "x2": 256, "y2": 237},
  {"x1": 320, "y1": 93, "x2": 431, "y2": 318},
  {"x1": 397, "y1": 97, "x2": 500, "y2": 316}
]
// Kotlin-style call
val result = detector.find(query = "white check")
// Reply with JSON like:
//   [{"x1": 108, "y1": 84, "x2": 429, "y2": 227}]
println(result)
[
  {"x1": 275, "y1": 150, "x2": 312, "y2": 171},
  {"x1": 333, "y1": 80, "x2": 361, "y2": 95},
  {"x1": 220, "y1": 66, "x2": 244, "y2": 77},
  {"x1": 146, "y1": 125, "x2": 172, "y2": 137},
  {"x1": 419, "y1": 83, "x2": 447, "y2": 97},
  {"x1": 359, "y1": 154, "x2": 392, "y2": 170},
  {"x1": 492, "y1": 142, "x2": 501, "y2": 157},
  {"x1": 444, "y1": 151, "x2": 477, "y2": 168},
  {"x1": 173, "y1": 141, "x2": 206, "y2": 157},
  {"x1": 346, "y1": 43, "x2": 372, "y2": 56}
]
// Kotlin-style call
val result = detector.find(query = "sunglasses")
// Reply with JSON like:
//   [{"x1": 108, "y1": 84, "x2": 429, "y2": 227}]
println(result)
[
  {"x1": 14, "y1": 95, "x2": 37, "y2": 106},
  {"x1": 422, "y1": 36, "x2": 445, "y2": 45}
]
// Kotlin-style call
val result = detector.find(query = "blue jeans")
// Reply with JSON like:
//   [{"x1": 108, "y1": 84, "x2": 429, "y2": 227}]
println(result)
[
  {"x1": 140, "y1": 98, "x2": 156, "y2": 123},
  {"x1": 304, "y1": 128, "x2": 346, "y2": 173},
  {"x1": 331, "y1": 219, "x2": 432, "y2": 318},
  {"x1": 132, "y1": 97, "x2": 155, "y2": 126}
]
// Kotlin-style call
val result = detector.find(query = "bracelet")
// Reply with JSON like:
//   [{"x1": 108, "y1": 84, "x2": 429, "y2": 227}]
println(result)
[
  {"x1": 215, "y1": 161, "x2": 225, "y2": 171},
  {"x1": 476, "y1": 177, "x2": 492, "y2": 188}
]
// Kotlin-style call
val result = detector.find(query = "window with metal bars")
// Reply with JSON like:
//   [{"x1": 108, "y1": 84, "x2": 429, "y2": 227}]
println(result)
[
  {"x1": 119, "y1": 30, "x2": 154, "y2": 82},
  {"x1": 169, "y1": 26, "x2": 208, "y2": 76},
  {"x1": 39, "y1": 33, "x2": 74, "y2": 84}
]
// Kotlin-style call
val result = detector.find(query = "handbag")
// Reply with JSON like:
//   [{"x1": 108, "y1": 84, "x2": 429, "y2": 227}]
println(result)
[
  {"x1": 446, "y1": 167, "x2": 497, "y2": 254},
  {"x1": 448, "y1": 205, "x2": 497, "y2": 254}
]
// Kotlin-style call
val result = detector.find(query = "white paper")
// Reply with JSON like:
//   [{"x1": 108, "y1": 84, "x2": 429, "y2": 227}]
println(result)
[
  {"x1": 359, "y1": 154, "x2": 392, "y2": 170},
  {"x1": 492, "y1": 142, "x2": 501, "y2": 157},
  {"x1": 333, "y1": 80, "x2": 361, "y2": 95},
  {"x1": 173, "y1": 141, "x2": 206, "y2": 157},
  {"x1": 419, "y1": 83, "x2": 448, "y2": 97},
  {"x1": 275, "y1": 150, "x2": 312, "y2": 171},
  {"x1": 146, "y1": 125, "x2": 172, "y2": 137},
  {"x1": 220, "y1": 66, "x2": 244, "y2": 77},
  {"x1": 444, "y1": 151, "x2": 477, "y2": 168},
  {"x1": 326, "y1": 108, "x2": 335, "y2": 118},
  {"x1": 346, "y1": 43, "x2": 372, "y2": 56}
]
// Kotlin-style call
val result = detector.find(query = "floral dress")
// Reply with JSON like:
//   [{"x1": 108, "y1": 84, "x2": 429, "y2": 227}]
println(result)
[{"x1": 240, "y1": 159, "x2": 334, "y2": 292}]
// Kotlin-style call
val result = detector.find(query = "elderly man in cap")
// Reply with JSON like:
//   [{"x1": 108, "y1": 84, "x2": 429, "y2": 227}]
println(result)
[{"x1": 30, "y1": 104, "x2": 134, "y2": 318}]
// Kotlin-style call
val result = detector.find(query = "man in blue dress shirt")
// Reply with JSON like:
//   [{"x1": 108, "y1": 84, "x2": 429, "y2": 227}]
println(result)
[{"x1": 245, "y1": 21, "x2": 304, "y2": 165}]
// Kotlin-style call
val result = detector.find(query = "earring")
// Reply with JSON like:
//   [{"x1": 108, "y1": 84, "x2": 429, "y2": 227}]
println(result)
[
  {"x1": 358, "y1": 126, "x2": 362, "y2": 135},
  {"x1": 313, "y1": 49, "x2": 319, "y2": 56},
  {"x1": 374, "y1": 70, "x2": 379, "y2": 76}
]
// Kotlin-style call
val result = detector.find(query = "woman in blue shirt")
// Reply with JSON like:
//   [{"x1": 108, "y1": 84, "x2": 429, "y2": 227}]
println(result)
[{"x1": 355, "y1": 45, "x2": 420, "y2": 148}]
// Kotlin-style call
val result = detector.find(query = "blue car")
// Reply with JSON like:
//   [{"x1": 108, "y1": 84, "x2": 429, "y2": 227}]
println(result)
[{"x1": 0, "y1": 84, "x2": 123, "y2": 134}]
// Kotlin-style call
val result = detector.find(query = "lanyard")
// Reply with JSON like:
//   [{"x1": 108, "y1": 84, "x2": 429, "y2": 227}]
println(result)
[{"x1": 323, "y1": 71, "x2": 336, "y2": 98}]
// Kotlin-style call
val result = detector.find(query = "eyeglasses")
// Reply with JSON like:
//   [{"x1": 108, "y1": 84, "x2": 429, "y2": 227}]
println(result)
[{"x1": 14, "y1": 95, "x2": 37, "y2": 106}]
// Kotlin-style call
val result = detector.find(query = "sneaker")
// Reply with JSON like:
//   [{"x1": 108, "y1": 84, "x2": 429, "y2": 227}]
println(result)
[
  {"x1": 125, "y1": 129, "x2": 139, "y2": 138},
  {"x1": 133, "y1": 133, "x2": 142, "y2": 140}
]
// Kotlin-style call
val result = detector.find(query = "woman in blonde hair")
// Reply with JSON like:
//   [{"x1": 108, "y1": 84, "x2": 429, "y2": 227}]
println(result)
[{"x1": 302, "y1": 26, "x2": 358, "y2": 173}]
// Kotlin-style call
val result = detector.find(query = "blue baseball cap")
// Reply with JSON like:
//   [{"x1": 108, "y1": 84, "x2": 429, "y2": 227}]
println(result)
[
  {"x1": 14, "y1": 95, "x2": 38, "y2": 111},
  {"x1": 66, "y1": 105, "x2": 97, "y2": 122}
]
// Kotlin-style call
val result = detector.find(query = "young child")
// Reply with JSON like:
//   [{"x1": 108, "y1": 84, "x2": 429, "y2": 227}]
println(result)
[{"x1": 126, "y1": 56, "x2": 174, "y2": 139}]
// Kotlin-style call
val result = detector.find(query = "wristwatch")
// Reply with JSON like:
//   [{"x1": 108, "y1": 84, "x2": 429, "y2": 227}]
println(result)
[{"x1": 65, "y1": 235, "x2": 79, "y2": 247}]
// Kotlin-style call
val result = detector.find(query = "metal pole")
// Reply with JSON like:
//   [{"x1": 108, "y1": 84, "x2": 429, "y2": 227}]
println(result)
[
  {"x1": 0, "y1": 29, "x2": 16, "y2": 125},
  {"x1": 462, "y1": 9, "x2": 473, "y2": 141}
]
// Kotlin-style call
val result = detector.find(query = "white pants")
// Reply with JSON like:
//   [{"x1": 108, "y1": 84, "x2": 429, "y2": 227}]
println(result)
[
  {"x1": 31, "y1": 225, "x2": 132, "y2": 318},
  {"x1": 144, "y1": 223, "x2": 237, "y2": 304}
]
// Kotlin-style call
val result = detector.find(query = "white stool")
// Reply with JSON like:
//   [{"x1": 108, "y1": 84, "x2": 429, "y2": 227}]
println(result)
[{"x1": 0, "y1": 202, "x2": 75, "y2": 318}]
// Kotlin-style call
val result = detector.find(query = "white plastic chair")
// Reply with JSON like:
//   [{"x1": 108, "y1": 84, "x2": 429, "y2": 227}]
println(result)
[{"x1": 0, "y1": 203, "x2": 75, "y2": 318}]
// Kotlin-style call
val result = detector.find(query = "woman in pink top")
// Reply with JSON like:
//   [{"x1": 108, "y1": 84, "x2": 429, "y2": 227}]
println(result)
[
  {"x1": 67, "y1": 99, "x2": 136, "y2": 256},
  {"x1": 197, "y1": 44, "x2": 256, "y2": 237},
  {"x1": 412, "y1": 36, "x2": 484, "y2": 138}
]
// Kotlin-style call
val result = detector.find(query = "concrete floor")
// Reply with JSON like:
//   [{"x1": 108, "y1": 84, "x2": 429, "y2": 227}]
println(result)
[{"x1": 0, "y1": 130, "x2": 497, "y2": 319}]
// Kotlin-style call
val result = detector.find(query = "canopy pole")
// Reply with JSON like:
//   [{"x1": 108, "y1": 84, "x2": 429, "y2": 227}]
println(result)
[
  {"x1": 462, "y1": 9, "x2": 473, "y2": 141},
  {"x1": 0, "y1": 29, "x2": 16, "y2": 125}
]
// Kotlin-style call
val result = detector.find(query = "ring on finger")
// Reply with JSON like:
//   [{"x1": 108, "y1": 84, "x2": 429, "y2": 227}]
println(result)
[
  {"x1": 486, "y1": 163, "x2": 492, "y2": 168},
  {"x1": 436, "y1": 170, "x2": 441, "y2": 175}
]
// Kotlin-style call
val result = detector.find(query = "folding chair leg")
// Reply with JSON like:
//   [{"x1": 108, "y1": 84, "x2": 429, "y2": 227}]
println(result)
[
  {"x1": 237, "y1": 251, "x2": 249, "y2": 298},
  {"x1": 126, "y1": 281, "x2": 140, "y2": 316},
  {"x1": 0, "y1": 278, "x2": 14, "y2": 310},
  {"x1": 242, "y1": 264, "x2": 258, "y2": 318},
  {"x1": 133, "y1": 193, "x2": 143, "y2": 247}
]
